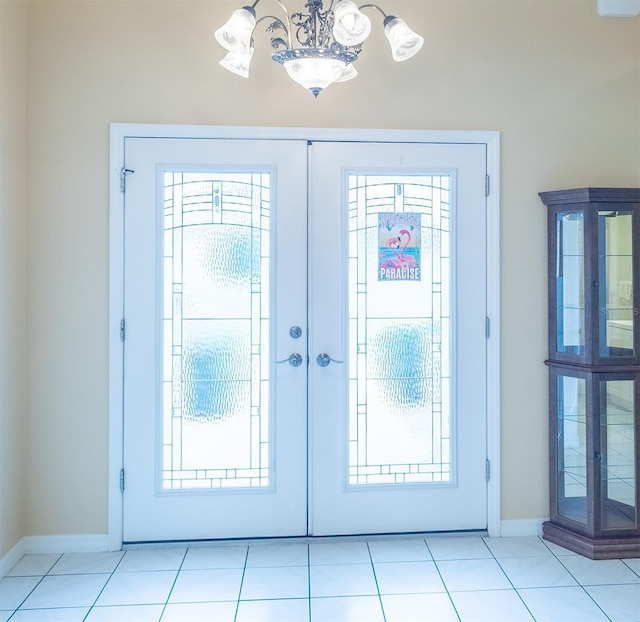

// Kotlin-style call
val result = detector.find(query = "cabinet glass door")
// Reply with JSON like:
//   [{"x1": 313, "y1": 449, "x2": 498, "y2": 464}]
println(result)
[
  {"x1": 556, "y1": 212, "x2": 585, "y2": 356},
  {"x1": 600, "y1": 379, "x2": 637, "y2": 530},
  {"x1": 557, "y1": 373, "x2": 588, "y2": 526},
  {"x1": 599, "y1": 211, "x2": 634, "y2": 357}
]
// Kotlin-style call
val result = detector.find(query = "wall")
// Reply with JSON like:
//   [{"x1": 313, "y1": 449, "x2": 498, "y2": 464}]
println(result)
[
  {"x1": 25, "y1": 0, "x2": 640, "y2": 536},
  {"x1": 0, "y1": 0, "x2": 26, "y2": 557}
]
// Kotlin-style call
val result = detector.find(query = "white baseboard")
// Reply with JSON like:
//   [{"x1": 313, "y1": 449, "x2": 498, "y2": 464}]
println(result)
[
  {"x1": 21, "y1": 534, "x2": 110, "y2": 555},
  {"x1": 0, "y1": 539, "x2": 26, "y2": 578},
  {"x1": 1, "y1": 535, "x2": 110, "y2": 579},
  {"x1": 500, "y1": 519, "x2": 546, "y2": 537}
]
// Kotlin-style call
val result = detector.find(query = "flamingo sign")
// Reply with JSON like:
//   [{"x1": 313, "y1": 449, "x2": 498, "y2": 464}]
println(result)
[{"x1": 378, "y1": 213, "x2": 421, "y2": 281}]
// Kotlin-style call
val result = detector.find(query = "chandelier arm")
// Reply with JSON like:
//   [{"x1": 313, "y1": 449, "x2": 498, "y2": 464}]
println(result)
[
  {"x1": 315, "y1": 1, "x2": 332, "y2": 48},
  {"x1": 358, "y1": 3, "x2": 388, "y2": 18},
  {"x1": 290, "y1": 7, "x2": 315, "y2": 48},
  {"x1": 255, "y1": 14, "x2": 292, "y2": 47},
  {"x1": 272, "y1": 0, "x2": 294, "y2": 47}
]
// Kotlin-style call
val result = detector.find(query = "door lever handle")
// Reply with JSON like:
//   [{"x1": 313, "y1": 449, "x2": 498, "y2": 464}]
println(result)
[
  {"x1": 276, "y1": 353, "x2": 303, "y2": 367},
  {"x1": 316, "y1": 353, "x2": 344, "y2": 367}
]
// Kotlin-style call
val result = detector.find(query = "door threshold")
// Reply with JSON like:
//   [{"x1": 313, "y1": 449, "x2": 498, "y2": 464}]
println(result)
[{"x1": 123, "y1": 529, "x2": 488, "y2": 550}]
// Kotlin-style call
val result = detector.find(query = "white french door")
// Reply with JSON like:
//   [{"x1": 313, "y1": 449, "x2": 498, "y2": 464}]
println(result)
[
  {"x1": 120, "y1": 135, "x2": 489, "y2": 543},
  {"x1": 122, "y1": 138, "x2": 308, "y2": 542},
  {"x1": 308, "y1": 142, "x2": 487, "y2": 535}
]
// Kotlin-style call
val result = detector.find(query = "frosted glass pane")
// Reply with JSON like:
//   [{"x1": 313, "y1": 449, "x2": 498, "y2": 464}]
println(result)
[
  {"x1": 182, "y1": 384, "x2": 251, "y2": 469},
  {"x1": 182, "y1": 320, "x2": 251, "y2": 382},
  {"x1": 366, "y1": 379, "x2": 435, "y2": 465},
  {"x1": 367, "y1": 320, "x2": 432, "y2": 379},
  {"x1": 183, "y1": 380, "x2": 249, "y2": 422},
  {"x1": 182, "y1": 225, "x2": 252, "y2": 319},
  {"x1": 162, "y1": 171, "x2": 270, "y2": 490},
  {"x1": 348, "y1": 175, "x2": 451, "y2": 486}
]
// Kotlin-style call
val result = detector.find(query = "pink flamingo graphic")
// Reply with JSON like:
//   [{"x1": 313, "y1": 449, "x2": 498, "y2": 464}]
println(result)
[{"x1": 382, "y1": 229, "x2": 416, "y2": 269}]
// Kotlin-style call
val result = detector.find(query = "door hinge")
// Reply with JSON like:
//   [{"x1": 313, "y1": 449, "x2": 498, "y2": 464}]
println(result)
[
  {"x1": 485, "y1": 317, "x2": 490, "y2": 339},
  {"x1": 120, "y1": 468, "x2": 125, "y2": 492},
  {"x1": 486, "y1": 459, "x2": 491, "y2": 482},
  {"x1": 120, "y1": 319, "x2": 126, "y2": 342},
  {"x1": 120, "y1": 167, "x2": 134, "y2": 192},
  {"x1": 485, "y1": 175, "x2": 490, "y2": 197}
]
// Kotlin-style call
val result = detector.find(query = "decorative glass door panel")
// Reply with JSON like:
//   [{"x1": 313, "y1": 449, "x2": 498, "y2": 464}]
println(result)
[
  {"x1": 348, "y1": 175, "x2": 452, "y2": 486},
  {"x1": 162, "y1": 172, "x2": 271, "y2": 491}
]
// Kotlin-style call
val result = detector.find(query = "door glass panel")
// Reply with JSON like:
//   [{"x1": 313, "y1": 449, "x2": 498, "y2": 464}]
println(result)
[
  {"x1": 599, "y1": 211, "x2": 634, "y2": 357},
  {"x1": 347, "y1": 175, "x2": 451, "y2": 486},
  {"x1": 162, "y1": 172, "x2": 270, "y2": 490},
  {"x1": 557, "y1": 374, "x2": 587, "y2": 525},
  {"x1": 556, "y1": 212, "x2": 585, "y2": 355},
  {"x1": 600, "y1": 380, "x2": 636, "y2": 529}
]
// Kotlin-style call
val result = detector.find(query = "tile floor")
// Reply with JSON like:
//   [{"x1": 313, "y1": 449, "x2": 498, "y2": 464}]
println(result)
[{"x1": 0, "y1": 536, "x2": 639, "y2": 621}]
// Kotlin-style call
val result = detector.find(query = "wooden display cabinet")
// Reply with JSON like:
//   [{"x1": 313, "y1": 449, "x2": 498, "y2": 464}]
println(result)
[{"x1": 540, "y1": 188, "x2": 640, "y2": 559}]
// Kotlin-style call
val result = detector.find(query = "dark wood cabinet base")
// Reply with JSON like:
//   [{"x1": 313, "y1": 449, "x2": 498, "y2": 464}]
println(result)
[{"x1": 543, "y1": 521, "x2": 640, "y2": 559}]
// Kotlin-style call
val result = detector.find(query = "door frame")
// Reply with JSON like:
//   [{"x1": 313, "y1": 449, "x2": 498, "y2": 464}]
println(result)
[{"x1": 108, "y1": 123, "x2": 501, "y2": 551}]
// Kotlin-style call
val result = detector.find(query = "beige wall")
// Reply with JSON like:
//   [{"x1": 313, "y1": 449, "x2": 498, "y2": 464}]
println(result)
[
  {"x1": 23, "y1": 0, "x2": 640, "y2": 536},
  {"x1": 0, "y1": 0, "x2": 26, "y2": 557}
]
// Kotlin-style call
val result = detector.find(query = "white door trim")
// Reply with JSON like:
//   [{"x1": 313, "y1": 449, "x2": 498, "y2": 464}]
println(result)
[{"x1": 108, "y1": 123, "x2": 501, "y2": 551}]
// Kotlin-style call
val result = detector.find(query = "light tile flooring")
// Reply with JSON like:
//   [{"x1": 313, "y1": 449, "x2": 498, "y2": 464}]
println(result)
[{"x1": 0, "y1": 536, "x2": 639, "y2": 621}]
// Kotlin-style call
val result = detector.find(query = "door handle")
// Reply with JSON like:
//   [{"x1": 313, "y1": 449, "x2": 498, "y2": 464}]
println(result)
[
  {"x1": 316, "y1": 353, "x2": 344, "y2": 367},
  {"x1": 276, "y1": 353, "x2": 303, "y2": 367}
]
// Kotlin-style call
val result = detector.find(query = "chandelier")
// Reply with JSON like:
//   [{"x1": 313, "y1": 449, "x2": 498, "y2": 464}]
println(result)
[{"x1": 215, "y1": 0, "x2": 424, "y2": 97}]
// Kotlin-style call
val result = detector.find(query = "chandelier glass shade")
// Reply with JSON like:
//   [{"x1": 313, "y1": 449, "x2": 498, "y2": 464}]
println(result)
[
  {"x1": 383, "y1": 15, "x2": 423, "y2": 61},
  {"x1": 219, "y1": 48, "x2": 255, "y2": 78},
  {"x1": 214, "y1": 8, "x2": 257, "y2": 53},
  {"x1": 214, "y1": 0, "x2": 424, "y2": 97},
  {"x1": 333, "y1": 0, "x2": 372, "y2": 45}
]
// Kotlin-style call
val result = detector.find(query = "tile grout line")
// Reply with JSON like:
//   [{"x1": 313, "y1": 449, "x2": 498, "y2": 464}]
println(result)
[
  {"x1": 488, "y1": 538, "x2": 541, "y2": 622},
  {"x1": 551, "y1": 548, "x2": 616, "y2": 622},
  {"x1": 621, "y1": 559, "x2": 640, "y2": 579},
  {"x1": 366, "y1": 541, "x2": 387, "y2": 622},
  {"x1": 5, "y1": 553, "x2": 63, "y2": 621},
  {"x1": 232, "y1": 545, "x2": 250, "y2": 622},
  {"x1": 423, "y1": 537, "x2": 463, "y2": 622},
  {"x1": 80, "y1": 551, "x2": 124, "y2": 622},
  {"x1": 156, "y1": 547, "x2": 189, "y2": 621}
]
